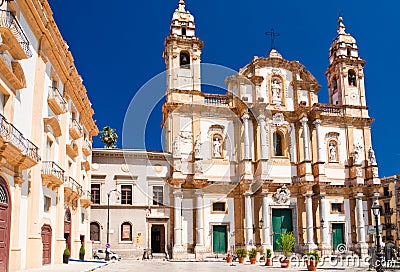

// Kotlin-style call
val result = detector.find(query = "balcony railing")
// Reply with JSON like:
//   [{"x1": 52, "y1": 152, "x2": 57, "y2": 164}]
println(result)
[
  {"x1": 82, "y1": 138, "x2": 92, "y2": 156},
  {"x1": 379, "y1": 192, "x2": 393, "y2": 199},
  {"x1": 204, "y1": 95, "x2": 229, "y2": 106},
  {"x1": 0, "y1": 112, "x2": 40, "y2": 164},
  {"x1": 41, "y1": 161, "x2": 65, "y2": 189},
  {"x1": 80, "y1": 190, "x2": 92, "y2": 208},
  {"x1": 0, "y1": 9, "x2": 32, "y2": 57},
  {"x1": 65, "y1": 176, "x2": 83, "y2": 195},
  {"x1": 69, "y1": 119, "x2": 83, "y2": 139},
  {"x1": 48, "y1": 87, "x2": 67, "y2": 114}
]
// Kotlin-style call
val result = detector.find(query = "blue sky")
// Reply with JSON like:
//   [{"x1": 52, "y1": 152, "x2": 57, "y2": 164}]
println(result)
[{"x1": 48, "y1": 0, "x2": 400, "y2": 177}]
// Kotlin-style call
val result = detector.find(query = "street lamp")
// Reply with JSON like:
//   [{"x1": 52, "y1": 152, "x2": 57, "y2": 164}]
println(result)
[
  {"x1": 105, "y1": 189, "x2": 119, "y2": 261},
  {"x1": 372, "y1": 199, "x2": 384, "y2": 272}
]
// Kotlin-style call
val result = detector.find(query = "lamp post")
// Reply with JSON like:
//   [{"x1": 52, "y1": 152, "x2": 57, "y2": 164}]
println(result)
[
  {"x1": 105, "y1": 189, "x2": 119, "y2": 261},
  {"x1": 372, "y1": 200, "x2": 384, "y2": 272}
]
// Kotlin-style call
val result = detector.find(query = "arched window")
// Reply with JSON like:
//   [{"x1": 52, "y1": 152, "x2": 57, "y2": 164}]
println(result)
[
  {"x1": 348, "y1": 69, "x2": 357, "y2": 86},
  {"x1": 328, "y1": 140, "x2": 338, "y2": 162},
  {"x1": 212, "y1": 134, "x2": 223, "y2": 158},
  {"x1": 273, "y1": 131, "x2": 284, "y2": 156},
  {"x1": 121, "y1": 222, "x2": 132, "y2": 241},
  {"x1": 182, "y1": 27, "x2": 186, "y2": 36},
  {"x1": 90, "y1": 222, "x2": 100, "y2": 242},
  {"x1": 180, "y1": 52, "x2": 190, "y2": 68},
  {"x1": 347, "y1": 48, "x2": 351, "y2": 56}
]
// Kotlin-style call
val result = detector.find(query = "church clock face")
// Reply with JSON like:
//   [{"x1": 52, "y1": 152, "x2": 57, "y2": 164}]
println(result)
[{"x1": 349, "y1": 90, "x2": 358, "y2": 100}]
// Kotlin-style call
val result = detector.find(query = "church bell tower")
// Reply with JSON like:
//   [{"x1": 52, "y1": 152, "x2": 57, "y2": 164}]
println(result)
[
  {"x1": 163, "y1": 0, "x2": 204, "y2": 93},
  {"x1": 325, "y1": 17, "x2": 367, "y2": 107}
]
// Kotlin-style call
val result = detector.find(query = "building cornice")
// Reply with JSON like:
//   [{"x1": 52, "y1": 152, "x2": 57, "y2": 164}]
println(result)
[{"x1": 92, "y1": 148, "x2": 171, "y2": 161}]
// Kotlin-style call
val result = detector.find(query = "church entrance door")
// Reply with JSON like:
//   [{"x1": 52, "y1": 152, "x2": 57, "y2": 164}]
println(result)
[
  {"x1": 272, "y1": 209, "x2": 293, "y2": 250},
  {"x1": 332, "y1": 223, "x2": 344, "y2": 250},
  {"x1": 212, "y1": 225, "x2": 227, "y2": 253},
  {"x1": 151, "y1": 225, "x2": 165, "y2": 253}
]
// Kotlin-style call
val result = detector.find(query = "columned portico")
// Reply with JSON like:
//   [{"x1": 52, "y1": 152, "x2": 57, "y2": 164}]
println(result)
[
  {"x1": 355, "y1": 194, "x2": 368, "y2": 258},
  {"x1": 244, "y1": 192, "x2": 253, "y2": 246},
  {"x1": 304, "y1": 192, "x2": 316, "y2": 250},
  {"x1": 261, "y1": 191, "x2": 272, "y2": 250},
  {"x1": 173, "y1": 189, "x2": 184, "y2": 257},
  {"x1": 319, "y1": 193, "x2": 330, "y2": 255},
  {"x1": 194, "y1": 190, "x2": 206, "y2": 259}
]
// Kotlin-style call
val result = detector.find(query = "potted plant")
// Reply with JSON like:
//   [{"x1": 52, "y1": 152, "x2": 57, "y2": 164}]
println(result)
[
  {"x1": 265, "y1": 248, "x2": 272, "y2": 266},
  {"x1": 235, "y1": 248, "x2": 247, "y2": 264},
  {"x1": 79, "y1": 242, "x2": 85, "y2": 260},
  {"x1": 63, "y1": 244, "x2": 70, "y2": 264},
  {"x1": 305, "y1": 250, "x2": 320, "y2": 271},
  {"x1": 248, "y1": 247, "x2": 258, "y2": 264},
  {"x1": 226, "y1": 250, "x2": 233, "y2": 263},
  {"x1": 276, "y1": 232, "x2": 295, "y2": 268}
]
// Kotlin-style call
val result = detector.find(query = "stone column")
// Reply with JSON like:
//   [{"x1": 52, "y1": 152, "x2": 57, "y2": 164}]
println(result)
[
  {"x1": 242, "y1": 113, "x2": 251, "y2": 160},
  {"x1": 10, "y1": 177, "x2": 22, "y2": 271},
  {"x1": 261, "y1": 192, "x2": 272, "y2": 249},
  {"x1": 305, "y1": 192, "x2": 316, "y2": 250},
  {"x1": 314, "y1": 119, "x2": 325, "y2": 162},
  {"x1": 356, "y1": 194, "x2": 368, "y2": 258},
  {"x1": 244, "y1": 192, "x2": 254, "y2": 246},
  {"x1": 258, "y1": 114, "x2": 268, "y2": 160},
  {"x1": 319, "y1": 193, "x2": 330, "y2": 255},
  {"x1": 301, "y1": 117, "x2": 311, "y2": 161},
  {"x1": 173, "y1": 189, "x2": 184, "y2": 253},
  {"x1": 194, "y1": 190, "x2": 206, "y2": 259}
]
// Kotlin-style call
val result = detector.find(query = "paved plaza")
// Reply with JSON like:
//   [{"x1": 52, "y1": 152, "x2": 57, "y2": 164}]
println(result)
[{"x1": 93, "y1": 260, "x2": 371, "y2": 272}]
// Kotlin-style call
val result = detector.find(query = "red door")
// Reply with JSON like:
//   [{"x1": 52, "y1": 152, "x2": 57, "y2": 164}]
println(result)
[
  {"x1": 0, "y1": 178, "x2": 11, "y2": 272},
  {"x1": 41, "y1": 224, "x2": 52, "y2": 265}
]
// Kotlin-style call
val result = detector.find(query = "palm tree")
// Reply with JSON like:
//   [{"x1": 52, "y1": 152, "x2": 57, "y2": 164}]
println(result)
[{"x1": 100, "y1": 126, "x2": 118, "y2": 148}]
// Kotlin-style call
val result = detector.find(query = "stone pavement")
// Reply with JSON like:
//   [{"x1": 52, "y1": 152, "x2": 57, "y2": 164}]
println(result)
[
  {"x1": 94, "y1": 259, "x2": 372, "y2": 272},
  {"x1": 17, "y1": 259, "x2": 109, "y2": 272}
]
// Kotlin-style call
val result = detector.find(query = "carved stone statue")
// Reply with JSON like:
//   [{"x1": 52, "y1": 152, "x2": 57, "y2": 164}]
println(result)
[
  {"x1": 329, "y1": 141, "x2": 337, "y2": 161},
  {"x1": 195, "y1": 161, "x2": 202, "y2": 173},
  {"x1": 173, "y1": 137, "x2": 180, "y2": 157},
  {"x1": 352, "y1": 143, "x2": 363, "y2": 164},
  {"x1": 194, "y1": 137, "x2": 202, "y2": 158},
  {"x1": 213, "y1": 137, "x2": 222, "y2": 157},
  {"x1": 368, "y1": 147, "x2": 376, "y2": 165},
  {"x1": 271, "y1": 78, "x2": 282, "y2": 103},
  {"x1": 273, "y1": 185, "x2": 291, "y2": 204}
]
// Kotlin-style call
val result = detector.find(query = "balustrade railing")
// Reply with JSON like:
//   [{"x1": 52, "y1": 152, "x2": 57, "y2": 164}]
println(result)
[
  {"x1": 0, "y1": 113, "x2": 40, "y2": 162},
  {"x1": 66, "y1": 176, "x2": 83, "y2": 195},
  {"x1": 313, "y1": 103, "x2": 344, "y2": 116},
  {"x1": 204, "y1": 95, "x2": 229, "y2": 106},
  {"x1": 0, "y1": 9, "x2": 32, "y2": 57}
]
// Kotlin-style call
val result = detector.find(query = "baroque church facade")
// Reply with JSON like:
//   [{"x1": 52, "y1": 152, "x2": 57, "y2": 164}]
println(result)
[{"x1": 161, "y1": 0, "x2": 381, "y2": 259}]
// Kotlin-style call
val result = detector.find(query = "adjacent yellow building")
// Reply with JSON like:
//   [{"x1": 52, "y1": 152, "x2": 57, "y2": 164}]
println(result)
[{"x1": 0, "y1": 0, "x2": 97, "y2": 271}]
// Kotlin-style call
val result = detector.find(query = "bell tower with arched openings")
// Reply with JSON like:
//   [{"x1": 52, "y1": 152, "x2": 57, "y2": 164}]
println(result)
[
  {"x1": 163, "y1": 0, "x2": 204, "y2": 93},
  {"x1": 325, "y1": 17, "x2": 367, "y2": 108}
]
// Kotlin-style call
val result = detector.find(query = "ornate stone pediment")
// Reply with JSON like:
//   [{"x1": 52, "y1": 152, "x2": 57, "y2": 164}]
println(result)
[
  {"x1": 270, "y1": 113, "x2": 289, "y2": 127},
  {"x1": 273, "y1": 185, "x2": 291, "y2": 204}
]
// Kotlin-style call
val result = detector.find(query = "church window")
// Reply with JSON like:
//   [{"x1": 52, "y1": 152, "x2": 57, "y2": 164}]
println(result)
[
  {"x1": 182, "y1": 27, "x2": 186, "y2": 36},
  {"x1": 212, "y1": 202, "x2": 227, "y2": 213},
  {"x1": 331, "y1": 203, "x2": 343, "y2": 213},
  {"x1": 212, "y1": 134, "x2": 223, "y2": 158},
  {"x1": 348, "y1": 69, "x2": 357, "y2": 86},
  {"x1": 180, "y1": 52, "x2": 190, "y2": 68},
  {"x1": 121, "y1": 222, "x2": 132, "y2": 241},
  {"x1": 273, "y1": 131, "x2": 284, "y2": 156}
]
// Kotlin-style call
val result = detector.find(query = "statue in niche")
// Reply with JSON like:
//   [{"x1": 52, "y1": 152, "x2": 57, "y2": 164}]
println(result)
[
  {"x1": 329, "y1": 141, "x2": 337, "y2": 161},
  {"x1": 271, "y1": 78, "x2": 282, "y2": 103},
  {"x1": 194, "y1": 137, "x2": 202, "y2": 158},
  {"x1": 368, "y1": 147, "x2": 376, "y2": 165},
  {"x1": 173, "y1": 137, "x2": 180, "y2": 157},
  {"x1": 213, "y1": 136, "x2": 222, "y2": 158}
]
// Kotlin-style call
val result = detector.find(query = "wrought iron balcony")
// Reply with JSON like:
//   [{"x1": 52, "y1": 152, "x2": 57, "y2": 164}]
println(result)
[
  {"x1": 82, "y1": 138, "x2": 92, "y2": 156},
  {"x1": 48, "y1": 87, "x2": 67, "y2": 115},
  {"x1": 80, "y1": 190, "x2": 92, "y2": 208},
  {"x1": 64, "y1": 176, "x2": 83, "y2": 203},
  {"x1": 41, "y1": 161, "x2": 65, "y2": 189},
  {"x1": 0, "y1": 9, "x2": 32, "y2": 58},
  {"x1": 69, "y1": 119, "x2": 83, "y2": 140},
  {"x1": 0, "y1": 113, "x2": 40, "y2": 169}
]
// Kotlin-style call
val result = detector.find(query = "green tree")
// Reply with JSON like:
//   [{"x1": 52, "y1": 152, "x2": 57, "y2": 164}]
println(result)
[{"x1": 100, "y1": 126, "x2": 118, "y2": 148}]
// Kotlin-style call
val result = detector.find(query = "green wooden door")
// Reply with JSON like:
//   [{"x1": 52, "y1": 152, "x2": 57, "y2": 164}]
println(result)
[
  {"x1": 272, "y1": 209, "x2": 293, "y2": 250},
  {"x1": 332, "y1": 223, "x2": 344, "y2": 250},
  {"x1": 212, "y1": 225, "x2": 227, "y2": 253}
]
